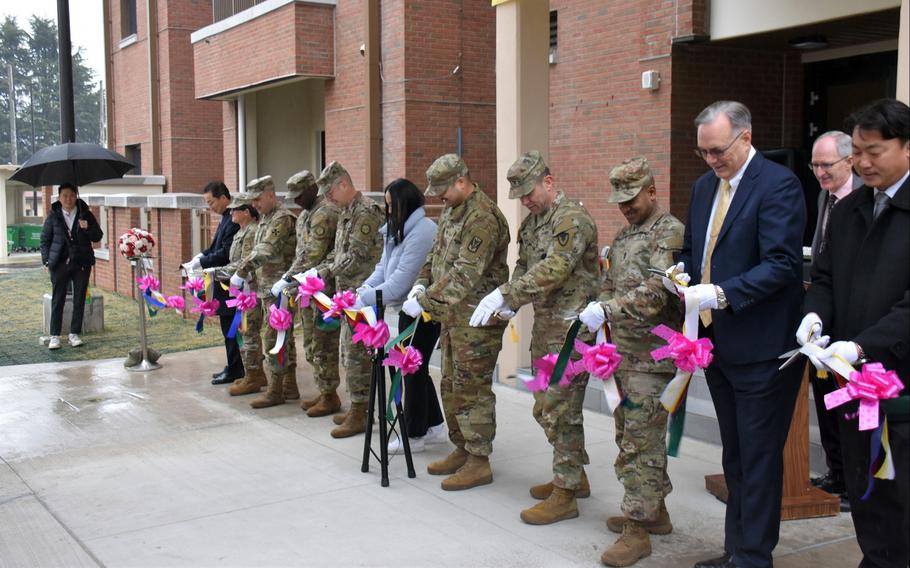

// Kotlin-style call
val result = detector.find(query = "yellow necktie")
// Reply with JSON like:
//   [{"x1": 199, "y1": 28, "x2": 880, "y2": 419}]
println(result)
[{"x1": 700, "y1": 180, "x2": 731, "y2": 327}]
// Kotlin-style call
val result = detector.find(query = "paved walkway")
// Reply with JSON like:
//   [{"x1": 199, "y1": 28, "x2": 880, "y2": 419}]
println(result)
[{"x1": 0, "y1": 346, "x2": 861, "y2": 567}]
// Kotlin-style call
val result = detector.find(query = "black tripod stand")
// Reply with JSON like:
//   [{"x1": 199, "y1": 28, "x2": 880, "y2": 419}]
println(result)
[{"x1": 361, "y1": 290, "x2": 417, "y2": 486}]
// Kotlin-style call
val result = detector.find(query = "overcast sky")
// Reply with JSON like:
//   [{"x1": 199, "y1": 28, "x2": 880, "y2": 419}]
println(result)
[{"x1": 1, "y1": 0, "x2": 105, "y2": 85}]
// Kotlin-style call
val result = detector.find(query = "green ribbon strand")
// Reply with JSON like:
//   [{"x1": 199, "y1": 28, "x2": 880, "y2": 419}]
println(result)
[
  {"x1": 666, "y1": 395, "x2": 687, "y2": 457},
  {"x1": 548, "y1": 320, "x2": 582, "y2": 388}
]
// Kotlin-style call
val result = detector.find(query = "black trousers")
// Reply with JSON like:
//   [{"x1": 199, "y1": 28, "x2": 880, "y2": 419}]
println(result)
[
  {"x1": 705, "y1": 355, "x2": 803, "y2": 568},
  {"x1": 213, "y1": 282, "x2": 244, "y2": 378},
  {"x1": 397, "y1": 311, "x2": 443, "y2": 437},
  {"x1": 49, "y1": 263, "x2": 91, "y2": 336},
  {"x1": 810, "y1": 371, "x2": 843, "y2": 478},
  {"x1": 839, "y1": 413, "x2": 909, "y2": 568}
]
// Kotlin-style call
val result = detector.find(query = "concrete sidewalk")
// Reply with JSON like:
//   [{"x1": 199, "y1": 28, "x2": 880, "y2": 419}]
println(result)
[{"x1": 0, "y1": 346, "x2": 860, "y2": 567}]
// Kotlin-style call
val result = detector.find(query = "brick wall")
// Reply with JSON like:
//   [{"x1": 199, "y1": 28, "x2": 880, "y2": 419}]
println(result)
[{"x1": 670, "y1": 44, "x2": 804, "y2": 220}]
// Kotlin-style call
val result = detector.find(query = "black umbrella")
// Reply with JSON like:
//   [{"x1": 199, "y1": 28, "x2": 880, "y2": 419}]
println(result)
[{"x1": 9, "y1": 142, "x2": 135, "y2": 187}]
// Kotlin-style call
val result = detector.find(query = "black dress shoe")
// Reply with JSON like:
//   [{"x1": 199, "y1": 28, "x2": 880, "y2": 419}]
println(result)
[
  {"x1": 212, "y1": 367, "x2": 227, "y2": 379},
  {"x1": 811, "y1": 471, "x2": 846, "y2": 494},
  {"x1": 211, "y1": 371, "x2": 241, "y2": 385},
  {"x1": 694, "y1": 553, "x2": 735, "y2": 568}
]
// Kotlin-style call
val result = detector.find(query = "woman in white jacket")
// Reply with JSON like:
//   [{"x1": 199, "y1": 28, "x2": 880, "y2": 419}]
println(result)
[{"x1": 358, "y1": 179, "x2": 446, "y2": 453}]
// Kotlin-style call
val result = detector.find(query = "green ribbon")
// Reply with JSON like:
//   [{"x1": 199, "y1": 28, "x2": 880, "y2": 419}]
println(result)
[
  {"x1": 666, "y1": 394, "x2": 687, "y2": 457},
  {"x1": 548, "y1": 320, "x2": 582, "y2": 388},
  {"x1": 384, "y1": 318, "x2": 419, "y2": 353},
  {"x1": 386, "y1": 370, "x2": 403, "y2": 421},
  {"x1": 382, "y1": 318, "x2": 422, "y2": 422}
]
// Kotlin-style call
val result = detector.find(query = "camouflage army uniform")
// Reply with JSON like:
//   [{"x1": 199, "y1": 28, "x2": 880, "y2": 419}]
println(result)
[
  {"x1": 314, "y1": 168, "x2": 384, "y2": 405},
  {"x1": 235, "y1": 178, "x2": 299, "y2": 388},
  {"x1": 285, "y1": 195, "x2": 341, "y2": 396},
  {"x1": 500, "y1": 187, "x2": 600, "y2": 491},
  {"x1": 214, "y1": 221, "x2": 263, "y2": 378},
  {"x1": 415, "y1": 184, "x2": 510, "y2": 458},
  {"x1": 598, "y1": 157, "x2": 684, "y2": 523}
]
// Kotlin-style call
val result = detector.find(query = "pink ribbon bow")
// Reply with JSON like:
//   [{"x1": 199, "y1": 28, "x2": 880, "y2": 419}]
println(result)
[
  {"x1": 574, "y1": 340, "x2": 623, "y2": 380},
  {"x1": 650, "y1": 324, "x2": 714, "y2": 373},
  {"x1": 525, "y1": 353, "x2": 581, "y2": 392},
  {"x1": 825, "y1": 362, "x2": 904, "y2": 431},
  {"x1": 295, "y1": 275, "x2": 326, "y2": 307},
  {"x1": 226, "y1": 289, "x2": 257, "y2": 312},
  {"x1": 165, "y1": 295, "x2": 185, "y2": 311},
  {"x1": 136, "y1": 275, "x2": 160, "y2": 293},
  {"x1": 352, "y1": 320, "x2": 391, "y2": 349},
  {"x1": 181, "y1": 277, "x2": 204, "y2": 293},
  {"x1": 268, "y1": 304, "x2": 293, "y2": 331},
  {"x1": 383, "y1": 346, "x2": 423, "y2": 376},
  {"x1": 324, "y1": 290, "x2": 356, "y2": 320},
  {"x1": 190, "y1": 296, "x2": 220, "y2": 318}
]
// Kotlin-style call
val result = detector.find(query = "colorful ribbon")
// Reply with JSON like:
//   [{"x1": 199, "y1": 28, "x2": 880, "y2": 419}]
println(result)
[
  {"x1": 294, "y1": 275, "x2": 326, "y2": 307},
  {"x1": 574, "y1": 332, "x2": 624, "y2": 412},
  {"x1": 225, "y1": 289, "x2": 258, "y2": 339},
  {"x1": 165, "y1": 295, "x2": 185, "y2": 311},
  {"x1": 651, "y1": 325, "x2": 714, "y2": 373},
  {"x1": 268, "y1": 294, "x2": 293, "y2": 356},
  {"x1": 190, "y1": 296, "x2": 220, "y2": 318},
  {"x1": 524, "y1": 352, "x2": 580, "y2": 392},
  {"x1": 383, "y1": 345, "x2": 423, "y2": 377},
  {"x1": 825, "y1": 363, "x2": 904, "y2": 431},
  {"x1": 324, "y1": 290, "x2": 356, "y2": 320},
  {"x1": 352, "y1": 320, "x2": 391, "y2": 350},
  {"x1": 136, "y1": 275, "x2": 160, "y2": 293},
  {"x1": 181, "y1": 277, "x2": 204, "y2": 294}
]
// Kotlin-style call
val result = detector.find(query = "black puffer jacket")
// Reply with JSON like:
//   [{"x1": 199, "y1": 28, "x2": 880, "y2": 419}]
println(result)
[{"x1": 40, "y1": 198, "x2": 104, "y2": 269}]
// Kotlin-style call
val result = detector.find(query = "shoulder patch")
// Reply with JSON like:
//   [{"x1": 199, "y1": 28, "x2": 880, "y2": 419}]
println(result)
[
  {"x1": 360, "y1": 223, "x2": 372, "y2": 236},
  {"x1": 467, "y1": 236, "x2": 483, "y2": 253},
  {"x1": 557, "y1": 232, "x2": 570, "y2": 247}
]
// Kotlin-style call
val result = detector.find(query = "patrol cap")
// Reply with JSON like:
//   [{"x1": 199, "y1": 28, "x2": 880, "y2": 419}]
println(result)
[
  {"x1": 316, "y1": 161, "x2": 349, "y2": 196},
  {"x1": 226, "y1": 192, "x2": 254, "y2": 209},
  {"x1": 246, "y1": 175, "x2": 275, "y2": 197},
  {"x1": 425, "y1": 154, "x2": 468, "y2": 197},
  {"x1": 286, "y1": 170, "x2": 316, "y2": 199},
  {"x1": 507, "y1": 150, "x2": 548, "y2": 199},
  {"x1": 608, "y1": 156, "x2": 654, "y2": 203}
]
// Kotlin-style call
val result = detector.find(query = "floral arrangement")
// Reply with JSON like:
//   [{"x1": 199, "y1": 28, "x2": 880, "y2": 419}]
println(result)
[{"x1": 118, "y1": 228, "x2": 156, "y2": 258}]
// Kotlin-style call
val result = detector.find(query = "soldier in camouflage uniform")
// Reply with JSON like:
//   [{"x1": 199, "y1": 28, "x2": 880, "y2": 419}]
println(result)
[
  {"x1": 230, "y1": 176, "x2": 299, "y2": 409},
  {"x1": 471, "y1": 151, "x2": 600, "y2": 524},
  {"x1": 312, "y1": 161, "x2": 384, "y2": 438},
  {"x1": 275, "y1": 170, "x2": 342, "y2": 418},
  {"x1": 402, "y1": 154, "x2": 510, "y2": 491},
  {"x1": 208, "y1": 193, "x2": 265, "y2": 396},
  {"x1": 578, "y1": 156, "x2": 684, "y2": 567}
]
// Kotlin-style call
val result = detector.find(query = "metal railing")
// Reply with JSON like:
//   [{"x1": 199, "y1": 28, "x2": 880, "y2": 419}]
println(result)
[{"x1": 212, "y1": 0, "x2": 265, "y2": 23}]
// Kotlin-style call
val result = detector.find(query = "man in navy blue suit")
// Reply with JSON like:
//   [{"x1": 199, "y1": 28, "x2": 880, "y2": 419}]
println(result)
[{"x1": 673, "y1": 101, "x2": 806, "y2": 568}]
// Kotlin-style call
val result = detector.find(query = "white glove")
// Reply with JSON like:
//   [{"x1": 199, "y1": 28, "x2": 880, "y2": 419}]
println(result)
[
  {"x1": 796, "y1": 312, "x2": 823, "y2": 346},
  {"x1": 470, "y1": 289, "x2": 508, "y2": 327},
  {"x1": 182, "y1": 258, "x2": 202, "y2": 273},
  {"x1": 301, "y1": 268, "x2": 318, "y2": 280},
  {"x1": 356, "y1": 284, "x2": 372, "y2": 295},
  {"x1": 407, "y1": 284, "x2": 426, "y2": 300},
  {"x1": 806, "y1": 334, "x2": 831, "y2": 370},
  {"x1": 193, "y1": 252, "x2": 203, "y2": 260},
  {"x1": 352, "y1": 295, "x2": 365, "y2": 310},
  {"x1": 229, "y1": 273, "x2": 246, "y2": 291},
  {"x1": 402, "y1": 297, "x2": 423, "y2": 318},
  {"x1": 662, "y1": 262, "x2": 690, "y2": 293},
  {"x1": 819, "y1": 341, "x2": 862, "y2": 367},
  {"x1": 498, "y1": 307, "x2": 516, "y2": 319},
  {"x1": 270, "y1": 279, "x2": 291, "y2": 297},
  {"x1": 579, "y1": 301, "x2": 607, "y2": 333},
  {"x1": 685, "y1": 284, "x2": 718, "y2": 311},
  {"x1": 202, "y1": 267, "x2": 217, "y2": 274}
]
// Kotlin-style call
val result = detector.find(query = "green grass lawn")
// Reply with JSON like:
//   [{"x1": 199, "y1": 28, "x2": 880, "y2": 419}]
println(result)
[{"x1": 0, "y1": 269, "x2": 222, "y2": 367}]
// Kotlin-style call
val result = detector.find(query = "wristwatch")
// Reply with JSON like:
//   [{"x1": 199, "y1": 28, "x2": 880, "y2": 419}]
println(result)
[
  {"x1": 714, "y1": 285, "x2": 728, "y2": 310},
  {"x1": 855, "y1": 343, "x2": 868, "y2": 364}
]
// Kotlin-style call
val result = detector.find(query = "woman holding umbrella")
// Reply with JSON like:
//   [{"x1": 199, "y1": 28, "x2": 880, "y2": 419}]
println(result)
[{"x1": 40, "y1": 183, "x2": 103, "y2": 349}]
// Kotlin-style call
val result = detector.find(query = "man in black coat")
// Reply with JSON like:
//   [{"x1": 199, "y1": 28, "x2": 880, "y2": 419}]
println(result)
[
  {"x1": 185, "y1": 181, "x2": 242, "y2": 384},
  {"x1": 801, "y1": 98, "x2": 909, "y2": 568}
]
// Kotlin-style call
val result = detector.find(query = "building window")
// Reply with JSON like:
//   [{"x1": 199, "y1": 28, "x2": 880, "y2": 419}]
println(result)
[
  {"x1": 121, "y1": 0, "x2": 137, "y2": 39},
  {"x1": 125, "y1": 144, "x2": 141, "y2": 175},
  {"x1": 22, "y1": 191, "x2": 43, "y2": 217},
  {"x1": 549, "y1": 10, "x2": 558, "y2": 65}
]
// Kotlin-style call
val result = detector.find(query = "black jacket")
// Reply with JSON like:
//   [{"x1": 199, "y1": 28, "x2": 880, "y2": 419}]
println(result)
[
  {"x1": 805, "y1": 177, "x2": 909, "y2": 419},
  {"x1": 40, "y1": 198, "x2": 104, "y2": 269},
  {"x1": 200, "y1": 210, "x2": 239, "y2": 317}
]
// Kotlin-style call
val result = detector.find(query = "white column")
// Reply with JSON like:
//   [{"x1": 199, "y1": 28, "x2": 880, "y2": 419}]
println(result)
[
  {"x1": 237, "y1": 95, "x2": 246, "y2": 191},
  {"x1": 495, "y1": 0, "x2": 550, "y2": 381},
  {"x1": 898, "y1": 0, "x2": 908, "y2": 104},
  {"x1": 0, "y1": 175, "x2": 8, "y2": 259}
]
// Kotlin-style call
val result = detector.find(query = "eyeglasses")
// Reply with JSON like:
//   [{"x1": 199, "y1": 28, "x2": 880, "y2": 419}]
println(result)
[
  {"x1": 808, "y1": 155, "x2": 849, "y2": 172},
  {"x1": 694, "y1": 130, "x2": 746, "y2": 161}
]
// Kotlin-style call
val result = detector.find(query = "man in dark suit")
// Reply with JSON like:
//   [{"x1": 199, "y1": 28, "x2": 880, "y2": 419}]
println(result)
[
  {"x1": 806, "y1": 130, "x2": 862, "y2": 501},
  {"x1": 184, "y1": 181, "x2": 242, "y2": 385},
  {"x1": 674, "y1": 101, "x2": 806, "y2": 568},
  {"x1": 800, "y1": 98, "x2": 909, "y2": 568}
]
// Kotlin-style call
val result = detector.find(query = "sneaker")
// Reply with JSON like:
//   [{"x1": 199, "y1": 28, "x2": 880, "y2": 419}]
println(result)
[
  {"x1": 388, "y1": 435, "x2": 425, "y2": 455},
  {"x1": 424, "y1": 423, "x2": 448, "y2": 445},
  {"x1": 48, "y1": 336, "x2": 61, "y2": 350},
  {"x1": 68, "y1": 333, "x2": 84, "y2": 347}
]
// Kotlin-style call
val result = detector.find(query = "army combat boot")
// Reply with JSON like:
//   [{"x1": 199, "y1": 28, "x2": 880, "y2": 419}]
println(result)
[
  {"x1": 601, "y1": 520, "x2": 651, "y2": 567},
  {"x1": 330, "y1": 401, "x2": 367, "y2": 438},
  {"x1": 606, "y1": 502, "x2": 672, "y2": 535},
  {"x1": 301, "y1": 394, "x2": 322, "y2": 410},
  {"x1": 282, "y1": 374, "x2": 300, "y2": 400},
  {"x1": 307, "y1": 392, "x2": 341, "y2": 417},
  {"x1": 228, "y1": 369, "x2": 268, "y2": 396},
  {"x1": 250, "y1": 374, "x2": 285, "y2": 409},
  {"x1": 427, "y1": 447, "x2": 468, "y2": 476},
  {"x1": 332, "y1": 408, "x2": 350, "y2": 425},
  {"x1": 520, "y1": 487, "x2": 579, "y2": 525},
  {"x1": 530, "y1": 471, "x2": 591, "y2": 499},
  {"x1": 441, "y1": 453, "x2": 492, "y2": 491}
]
